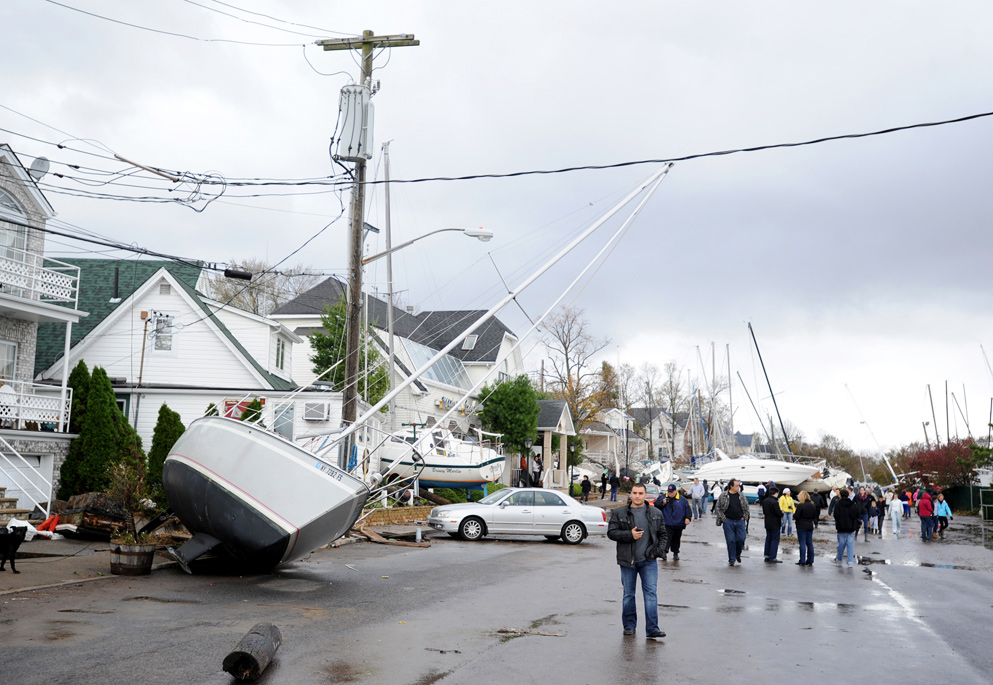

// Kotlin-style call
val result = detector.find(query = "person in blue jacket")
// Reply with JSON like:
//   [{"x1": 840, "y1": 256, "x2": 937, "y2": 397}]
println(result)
[
  {"x1": 933, "y1": 492, "x2": 953, "y2": 539},
  {"x1": 654, "y1": 484, "x2": 692, "y2": 561}
]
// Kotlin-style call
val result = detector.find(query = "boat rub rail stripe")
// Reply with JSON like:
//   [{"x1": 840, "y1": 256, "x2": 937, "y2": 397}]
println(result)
[{"x1": 168, "y1": 454, "x2": 299, "y2": 537}]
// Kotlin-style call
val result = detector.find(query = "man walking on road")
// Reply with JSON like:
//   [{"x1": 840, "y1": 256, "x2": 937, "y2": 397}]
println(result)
[
  {"x1": 833, "y1": 488, "x2": 859, "y2": 566},
  {"x1": 607, "y1": 483, "x2": 668, "y2": 639},
  {"x1": 762, "y1": 486, "x2": 783, "y2": 563},
  {"x1": 689, "y1": 478, "x2": 706, "y2": 519},
  {"x1": 654, "y1": 484, "x2": 691, "y2": 561},
  {"x1": 609, "y1": 472, "x2": 620, "y2": 502},
  {"x1": 716, "y1": 478, "x2": 750, "y2": 566},
  {"x1": 600, "y1": 470, "x2": 608, "y2": 499}
]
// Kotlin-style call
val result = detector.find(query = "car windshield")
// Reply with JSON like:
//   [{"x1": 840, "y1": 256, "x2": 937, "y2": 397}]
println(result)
[{"x1": 477, "y1": 490, "x2": 510, "y2": 505}]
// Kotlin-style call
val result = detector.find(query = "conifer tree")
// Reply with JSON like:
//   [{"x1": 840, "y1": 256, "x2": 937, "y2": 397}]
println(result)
[
  {"x1": 239, "y1": 398, "x2": 266, "y2": 427},
  {"x1": 57, "y1": 360, "x2": 91, "y2": 500},
  {"x1": 76, "y1": 367, "x2": 122, "y2": 493},
  {"x1": 147, "y1": 403, "x2": 185, "y2": 486}
]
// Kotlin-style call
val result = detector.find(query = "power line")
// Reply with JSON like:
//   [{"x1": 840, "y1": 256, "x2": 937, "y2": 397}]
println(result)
[{"x1": 40, "y1": 0, "x2": 306, "y2": 47}]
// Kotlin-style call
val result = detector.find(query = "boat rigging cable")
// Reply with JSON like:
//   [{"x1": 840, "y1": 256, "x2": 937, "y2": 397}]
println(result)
[{"x1": 318, "y1": 165, "x2": 673, "y2": 459}]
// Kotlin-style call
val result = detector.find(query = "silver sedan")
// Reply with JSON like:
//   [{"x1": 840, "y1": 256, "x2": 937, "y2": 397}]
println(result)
[{"x1": 427, "y1": 487, "x2": 609, "y2": 544}]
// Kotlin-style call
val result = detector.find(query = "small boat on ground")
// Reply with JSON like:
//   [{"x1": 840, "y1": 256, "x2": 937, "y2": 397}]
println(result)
[
  {"x1": 163, "y1": 417, "x2": 370, "y2": 572},
  {"x1": 690, "y1": 449, "x2": 821, "y2": 487},
  {"x1": 376, "y1": 426, "x2": 504, "y2": 490},
  {"x1": 639, "y1": 460, "x2": 673, "y2": 484}
]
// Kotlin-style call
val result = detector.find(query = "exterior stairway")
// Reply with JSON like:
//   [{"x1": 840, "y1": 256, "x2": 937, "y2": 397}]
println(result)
[{"x1": 0, "y1": 486, "x2": 34, "y2": 526}]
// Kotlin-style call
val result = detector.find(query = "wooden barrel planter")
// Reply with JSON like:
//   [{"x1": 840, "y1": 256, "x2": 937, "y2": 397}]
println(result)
[{"x1": 110, "y1": 543, "x2": 157, "y2": 576}]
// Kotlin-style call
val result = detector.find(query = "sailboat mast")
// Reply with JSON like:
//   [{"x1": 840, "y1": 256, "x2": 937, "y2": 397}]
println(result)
[
  {"x1": 747, "y1": 322, "x2": 793, "y2": 456},
  {"x1": 727, "y1": 344, "x2": 734, "y2": 441},
  {"x1": 927, "y1": 384, "x2": 940, "y2": 445},
  {"x1": 383, "y1": 142, "x2": 397, "y2": 430}
]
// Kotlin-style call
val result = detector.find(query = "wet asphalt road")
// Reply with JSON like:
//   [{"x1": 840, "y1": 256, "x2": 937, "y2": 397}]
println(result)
[{"x1": 1, "y1": 511, "x2": 992, "y2": 684}]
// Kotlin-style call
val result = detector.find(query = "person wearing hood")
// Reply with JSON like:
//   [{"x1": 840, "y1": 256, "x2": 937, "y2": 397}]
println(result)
[
  {"x1": 918, "y1": 492, "x2": 935, "y2": 541},
  {"x1": 654, "y1": 484, "x2": 691, "y2": 561},
  {"x1": 888, "y1": 490, "x2": 904, "y2": 536},
  {"x1": 832, "y1": 488, "x2": 860, "y2": 566}
]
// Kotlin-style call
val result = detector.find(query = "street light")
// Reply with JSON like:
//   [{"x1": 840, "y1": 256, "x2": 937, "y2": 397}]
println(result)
[
  {"x1": 359, "y1": 225, "x2": 494, "y2": 431},
  {"x1": 524, "y1": 436, "x2": 533, "y2": 487},
  {"x1": 361, "y1": 227, "x2": 493, "y2": 265},
  {"x1": 569, "y1": 443, "x2": 576, "y2": 497}
]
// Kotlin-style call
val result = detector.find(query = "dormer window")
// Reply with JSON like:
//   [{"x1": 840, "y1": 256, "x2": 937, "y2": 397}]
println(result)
[
  {"x1": 462, "y1": 335, "x2": 478, "y2": 351},
  {"x1": 275, "y1": 337, "x2": 286, "y2": 370}
]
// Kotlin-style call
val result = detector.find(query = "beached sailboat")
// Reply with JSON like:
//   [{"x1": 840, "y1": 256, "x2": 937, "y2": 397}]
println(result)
[
  {"x1": 376, "y1": 426, "x2": 504, "y2": 489},
  {"x1": 163, "y1": 416, "x2": 370, "y2": 572},
  {"x1": 690, "y1": 448, "x2": 821, "y2": 487}
]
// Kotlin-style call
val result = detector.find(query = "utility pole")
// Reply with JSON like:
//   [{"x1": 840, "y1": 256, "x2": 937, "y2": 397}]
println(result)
[{"x1": 317, "y1": 31, "x2": 418, "y2": 465}]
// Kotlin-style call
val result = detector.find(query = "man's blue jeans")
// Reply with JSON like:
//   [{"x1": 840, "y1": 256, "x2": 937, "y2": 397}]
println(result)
[
  {"x1": 836, "y1": 531, "x2": 855, "y2": 564},
  {"x1": 722, "y1": 519, "x2": 747, "y2": 563},
  {"x1": 781, "y1": 512, "x2": 794, "y2": 536},
  {"x1": 620, "y1": 559, "x2": 659, "y2": 634},
  {"x1": 691, "y1": 498, "x2": 704, "y2": 519},
  {"x1": 797, "y1": 528, "x2": 814, "y2": 564},
  {"x1": 920, "y1": 516, "x2": 934, "y2": 540},
  {"x1": 764, "y1": 528, "x2": 781, "y2": 560}
]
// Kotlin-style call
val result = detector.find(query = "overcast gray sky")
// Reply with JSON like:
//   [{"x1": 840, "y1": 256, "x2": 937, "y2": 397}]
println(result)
[{"x1": 3, "y1": 1, "x2": 992, "y2": 455}]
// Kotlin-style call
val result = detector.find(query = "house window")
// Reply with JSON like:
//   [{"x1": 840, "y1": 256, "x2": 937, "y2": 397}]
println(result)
[
  {"x1": 0, "y1": 341, "x2": 16, "y2": 381},
  {"x1": 154, "y1": 312, "x2": 174, "y2": 351},
  {"x1": 275, "y1": 337, "x2": 286, "y2": 370},
  {"x1": 0, "y1": 190, "x2": 28, "y2": 298},
  {"x1": 461, "y1": 335, "x2": 478, "y2": 351}
]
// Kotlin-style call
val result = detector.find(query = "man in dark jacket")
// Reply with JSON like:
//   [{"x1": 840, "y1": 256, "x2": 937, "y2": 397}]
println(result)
[
  {"x1": 607, "y1": 484, "x2": 668, "y2": 638},
  {"x1": 715, "y1": 478, "x2": 750, "y2": 566},
  {"x1": 761, "y1": 486, "x2": 784, "y2": 562},
  {"x1": 833, "y1": 488, "x2": 860, "y2": 566},
  {"x1": 654, "y1": 484, "x2": 691, "y2": 561},
  {"x1": 609, "y1": 473, "x2": 620, "y2": 502}
]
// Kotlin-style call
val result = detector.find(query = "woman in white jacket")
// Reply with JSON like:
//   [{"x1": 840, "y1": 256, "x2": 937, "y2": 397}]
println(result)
[{"x1": 888, "y1": 495, "x2": 903, "y2": 536}]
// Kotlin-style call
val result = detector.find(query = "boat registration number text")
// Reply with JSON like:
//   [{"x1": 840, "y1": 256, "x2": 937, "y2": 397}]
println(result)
[{"x1": 315, "y1": 462, "x2": 344, "y2": 481}]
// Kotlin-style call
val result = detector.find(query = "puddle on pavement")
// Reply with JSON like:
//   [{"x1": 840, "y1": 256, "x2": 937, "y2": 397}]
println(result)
[
  {"x1": 122, "y1": 595, "x2": 201, "y2": 604},
  {"x1": 853, "y1": 556, "x2": 978, "y2": 571}
]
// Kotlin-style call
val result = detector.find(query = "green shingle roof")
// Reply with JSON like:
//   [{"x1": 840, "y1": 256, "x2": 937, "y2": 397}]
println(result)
[{"x1": 35, "y1": 259, "x2": 202, "y2": 377}]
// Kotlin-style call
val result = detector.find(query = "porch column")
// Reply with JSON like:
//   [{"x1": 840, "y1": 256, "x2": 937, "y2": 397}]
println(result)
[
  {"x1": 59, "y1": 321, "x2": 72, "y2": 432},
  {"x1": 542, "y1": 430, "x2": 552, "y2": 485},
  {"x1": 558, "y1": 431, "x2": 567, "y2": 490}
]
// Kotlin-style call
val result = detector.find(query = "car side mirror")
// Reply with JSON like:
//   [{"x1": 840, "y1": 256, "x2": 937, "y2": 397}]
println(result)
[{"x1": 499, "y1": 501, "x2": 508, "y2": 508}]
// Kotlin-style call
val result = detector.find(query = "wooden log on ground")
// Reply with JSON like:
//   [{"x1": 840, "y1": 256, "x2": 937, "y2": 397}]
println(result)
[
  {"x1": 359, "y1": 527, "x2": 430, "y2": 548},
  {"x1": 222, "y1": 622, "x2": 282, "y2": 681},
  {"x1": 418, "y1": 490, "x2": 451, "y2": 506}
]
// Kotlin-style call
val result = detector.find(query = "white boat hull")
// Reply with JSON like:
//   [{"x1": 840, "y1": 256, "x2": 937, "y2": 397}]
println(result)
[
  {"x1": 691, "y1": 455, "x2": 820, "y2": 487},
  {"x1": 163, "y1": 417, "x2": 369, "y2": 570}
]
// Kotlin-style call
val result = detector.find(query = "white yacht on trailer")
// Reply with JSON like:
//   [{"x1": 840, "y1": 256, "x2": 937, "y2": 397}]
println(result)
[{"x1": 376, "y1": 426, "x2": 504, "y2": 489}]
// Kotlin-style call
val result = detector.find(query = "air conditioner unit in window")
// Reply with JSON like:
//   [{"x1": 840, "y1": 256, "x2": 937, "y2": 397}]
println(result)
[{"x1": 303, "y1": 402, "x2": 329, "y2": 421}]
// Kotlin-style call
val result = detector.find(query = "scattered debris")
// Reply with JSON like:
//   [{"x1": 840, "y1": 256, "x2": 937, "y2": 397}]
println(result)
[
  {"x1": 673, "y1": 578, "x2": 708, "y2": 584},
  {"x1": 720, "y1": 588, "x2": 746, "y2": 594},
  {"x1": 357, "y1": 528, "x2": 431, "y2": 549},
  {"x1": 344, "y1": 564, "x2": 359, "y2": 572},
  {"x1": 496, "y1": 628, "x2": 566, "y2": 638},
  {"x1": 222, "y1": 622, "x2": 282, "y2": 682},
  {"x1": 425, "y1": 647, "x2": 462, "y2": 654}
]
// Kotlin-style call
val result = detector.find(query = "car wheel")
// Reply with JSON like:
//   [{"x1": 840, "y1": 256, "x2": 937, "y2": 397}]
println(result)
[
  {"x1": 459, "y1": 517, "x2": 485, "y2": 541},
  {"x1": 561, "y1": 521, "x2": 586, "y2": 545},
  {"x1": 544, "y1": 535, "x2": 560, "y2": 541}
]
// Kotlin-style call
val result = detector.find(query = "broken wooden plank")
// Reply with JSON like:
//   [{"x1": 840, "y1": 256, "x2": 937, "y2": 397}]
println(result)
[{"x1": 359, "y1": 527, "x2": 430, "y2": 548}]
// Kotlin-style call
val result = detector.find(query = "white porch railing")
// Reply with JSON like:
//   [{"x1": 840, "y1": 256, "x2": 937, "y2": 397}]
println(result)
[
  {"x1": 0, "y1": 381, "x2": 73, "y2": 432},
  {"x1": 0, "y1": 249, "x2": 80, "y2": 308},
  {"x1": 0, "y1": 435, "x2": 51, "y2": 517}
]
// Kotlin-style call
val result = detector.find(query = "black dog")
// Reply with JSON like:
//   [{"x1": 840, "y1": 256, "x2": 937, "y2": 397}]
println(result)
[{"x1": 0, "y1": 525, "x2": 27, "y2": 574}]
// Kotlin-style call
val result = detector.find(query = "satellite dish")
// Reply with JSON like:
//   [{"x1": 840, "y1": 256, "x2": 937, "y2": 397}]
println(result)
[{"x1": 28, "y1": 157, "x2": 50, "y2": 182}]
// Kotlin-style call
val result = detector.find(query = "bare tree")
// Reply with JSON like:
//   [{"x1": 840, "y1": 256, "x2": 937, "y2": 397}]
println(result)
[
  {"x1": 542, "y1": 306, "x2": 612, "y2": 430},
  {"x1": 637, "y1": 362, "x2": 662, "y2": 457},
  {"x1": 202, "y1": 258, "x2": 321, "y2": 316},
  {"x1": 658, "y1": 361, "x2": 686, "y2": 460},
  {"x1": 616, "y1": 362, "x2": 638, "y2": 413}
]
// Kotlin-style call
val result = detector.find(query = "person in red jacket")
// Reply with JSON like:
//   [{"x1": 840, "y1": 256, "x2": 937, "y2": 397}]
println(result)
[{"x1": 918, "y1": 492, "x2": 935, "y2": 542}]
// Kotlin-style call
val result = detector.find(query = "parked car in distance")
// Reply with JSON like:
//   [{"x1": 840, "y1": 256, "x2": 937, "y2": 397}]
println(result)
[{"x1": 427, "y1": 487, "x2": 608, "y2": 544}]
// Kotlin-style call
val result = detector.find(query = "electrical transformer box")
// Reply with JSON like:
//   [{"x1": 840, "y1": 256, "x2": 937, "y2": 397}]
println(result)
[{"x1": 335, "y1": 84, "x2": 374, "y2": 162}]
